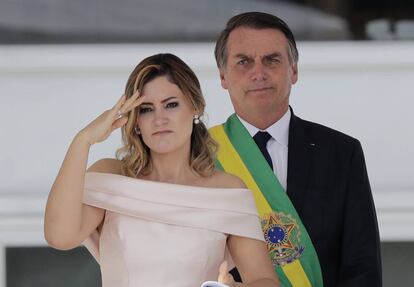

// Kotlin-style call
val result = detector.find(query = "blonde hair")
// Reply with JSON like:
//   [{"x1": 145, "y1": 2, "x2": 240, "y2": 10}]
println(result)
[{"x1": 116, "y1": 53, "x2": 218, "y2": 178}]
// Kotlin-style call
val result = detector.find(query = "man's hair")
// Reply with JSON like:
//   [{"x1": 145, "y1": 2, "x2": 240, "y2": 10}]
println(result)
[{"x1": 214, "y1": 12, "x2": 299, "y2": 68}]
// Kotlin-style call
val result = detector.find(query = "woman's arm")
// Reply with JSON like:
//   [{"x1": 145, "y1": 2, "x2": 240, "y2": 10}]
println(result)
[
  {"x1": 226, "y1": 235, "x2": 279, "y2": 287},
  {"x1": 44, "y1": 132, "x2": 103, "y2": 250},
  {"x1": 44, "y1": 93, "x2": 142, "y2": 250},
  {"x1": 211, "y1": 173, "x2": 279, "y2": 286}
]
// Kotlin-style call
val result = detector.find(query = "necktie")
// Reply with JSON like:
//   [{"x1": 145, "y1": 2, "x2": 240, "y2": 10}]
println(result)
[{"x1": 253, "y1": 131, "x2": 273, "y2": 170}]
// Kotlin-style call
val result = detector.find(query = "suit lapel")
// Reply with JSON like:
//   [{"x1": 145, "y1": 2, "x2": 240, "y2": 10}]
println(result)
[{"x1": 287, "y1": 108, "x2": 316, "y2": 215}]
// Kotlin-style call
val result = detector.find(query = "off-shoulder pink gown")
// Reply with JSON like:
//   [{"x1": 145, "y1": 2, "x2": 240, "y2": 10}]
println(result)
[{"x1": 82, "y1": 172, "x2": 264, "y2": 287}]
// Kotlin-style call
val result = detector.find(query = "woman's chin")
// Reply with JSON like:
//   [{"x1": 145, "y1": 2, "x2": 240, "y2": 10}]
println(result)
[{"x1": 149, "y1": 145, "x2": 179, "y2": 155}]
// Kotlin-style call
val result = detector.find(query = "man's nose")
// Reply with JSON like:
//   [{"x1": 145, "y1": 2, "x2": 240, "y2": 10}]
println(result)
[{"x1": 250, "y1": 62, "x2": 268, "y2": 82}]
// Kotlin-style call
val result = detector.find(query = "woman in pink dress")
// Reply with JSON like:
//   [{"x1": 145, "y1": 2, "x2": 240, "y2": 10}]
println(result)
[{"x1": 44, "y1": 53, "x2": 279, "y2": 287}]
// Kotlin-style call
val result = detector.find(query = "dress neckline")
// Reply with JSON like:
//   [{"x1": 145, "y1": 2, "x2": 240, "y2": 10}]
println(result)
[{"x1": 86, "y1": 171, "x2": 248, "y2": 192}]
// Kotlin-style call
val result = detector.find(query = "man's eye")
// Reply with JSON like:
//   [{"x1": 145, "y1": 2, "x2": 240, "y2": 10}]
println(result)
[
  {"x1": 265, "y1": 57, "x2": 280, "y2": 65},
  {"x1": 139, "y1": 107, "x2": 152, "y2": 114},
  {"x1": 237, "y1": 59, "x2": 248, "y2": 65},
  {"x1": 166, "y1": 102, "x2": 179, "y2": 109}
]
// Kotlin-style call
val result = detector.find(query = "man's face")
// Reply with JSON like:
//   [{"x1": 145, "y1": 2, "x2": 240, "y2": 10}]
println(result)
[{"x1": 220, "y1": 27, "x2": 298, "y2": 124}]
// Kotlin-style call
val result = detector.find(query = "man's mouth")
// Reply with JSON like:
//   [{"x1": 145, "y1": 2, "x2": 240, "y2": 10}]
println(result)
[{"x1": 247, "y1": 87, "x2": 274, "y2": 93}]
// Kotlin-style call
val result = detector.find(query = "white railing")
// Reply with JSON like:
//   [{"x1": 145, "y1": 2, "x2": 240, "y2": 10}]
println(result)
[{"x1": 1, "y1": 42, "x2": 414, "y2": 287}]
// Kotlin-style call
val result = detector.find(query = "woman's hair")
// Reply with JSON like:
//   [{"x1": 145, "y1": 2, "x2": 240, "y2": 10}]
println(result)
[{"x1": 116, "y1": 53, "x2": 218, "y2": 178}]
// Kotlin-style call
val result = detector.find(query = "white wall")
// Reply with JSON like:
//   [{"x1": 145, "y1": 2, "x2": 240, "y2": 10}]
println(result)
[{"x1": 1, "y1": 43, "x2": 413, "y2": 277}]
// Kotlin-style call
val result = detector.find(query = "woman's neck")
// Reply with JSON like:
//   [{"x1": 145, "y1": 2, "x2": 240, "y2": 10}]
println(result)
[{"x1": 145, "y1": 146, "x2": 197, "y2": 185}]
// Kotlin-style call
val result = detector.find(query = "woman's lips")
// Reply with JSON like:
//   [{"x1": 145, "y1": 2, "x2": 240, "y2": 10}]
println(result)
[{"x1": 152, "y1": 130, "x2": 173, "y2": 136}]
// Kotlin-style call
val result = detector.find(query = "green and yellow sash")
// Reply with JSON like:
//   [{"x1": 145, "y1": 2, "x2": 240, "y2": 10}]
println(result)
[{"x1": 210, "y1": 114, "x2": 323, "y2": 287}]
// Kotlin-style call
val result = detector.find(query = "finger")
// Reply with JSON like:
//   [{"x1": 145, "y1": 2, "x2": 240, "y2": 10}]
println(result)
[
  {"x1": 110, "y1": 116, "x2": 128, "y2": 132},
  {"x1": 119, "y1": 92, "x2": 139, "y2": 113},
  {"x1": 109, "y1": 95, "x2": 127, "y2": 119},
  {"x1": 123, "y1": 94, "x2": 146, "y2": 114},
  {"x1": 217, "y1": 261, "x2": 228, "y2": 283},
  {"x1": 112, "y1": 94, "x2": 126, "y2": 111},
  {"x1": 119, "y1": 91, "x2": 140, "y2": 114},
  {"x1": 225, "y1": 272, "x2": 235, "y2": 286}
]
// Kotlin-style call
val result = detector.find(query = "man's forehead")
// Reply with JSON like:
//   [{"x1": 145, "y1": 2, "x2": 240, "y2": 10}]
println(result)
[
  {"x1": 228, "y1": 46, "x2": 287, "y2": 59},
  {"x1": 227, "y1": 28, "x2": 288, "y2": 56},
  {"x1": 227, "y1": 27, "x2": 287, "y2": 41}
]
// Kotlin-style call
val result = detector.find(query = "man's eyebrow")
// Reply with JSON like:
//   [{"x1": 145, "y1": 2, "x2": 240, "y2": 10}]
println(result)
[
  {"x1": 233, "y1": 53, "x2": 250, "y2": 58},
  {"x1": 264, "y1": 52, "x2": 282, "y2": 58},
  {"x1": 233, "y1": 52, "x2": 282, "y2": 59}
]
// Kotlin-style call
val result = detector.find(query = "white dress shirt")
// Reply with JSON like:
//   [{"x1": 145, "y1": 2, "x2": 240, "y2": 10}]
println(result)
[{"x1": 237, "y1": 109, "x2": 290, "y2": 191}]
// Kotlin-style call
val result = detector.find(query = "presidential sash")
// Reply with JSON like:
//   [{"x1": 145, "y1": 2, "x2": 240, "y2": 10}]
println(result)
[{"x1": 210, "y1": 114, "x2": 323, "y2": 287}]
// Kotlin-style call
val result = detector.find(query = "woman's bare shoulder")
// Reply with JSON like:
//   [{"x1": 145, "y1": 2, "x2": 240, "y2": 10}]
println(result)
[
  {"x1": 206, "y1": 170, "x2": 247, "y2": 189},
  {"x1": 87, "y1": 158, "x2": 123, "y2": 175}
]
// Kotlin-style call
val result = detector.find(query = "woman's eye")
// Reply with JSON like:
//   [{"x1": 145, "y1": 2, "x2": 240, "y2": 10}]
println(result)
[
  {"x1": 139, "y1": 107, "x2": 152, "y2": 114},
  {"x1": 166, "y1": 102, "x2": 179, "y2": 109}
]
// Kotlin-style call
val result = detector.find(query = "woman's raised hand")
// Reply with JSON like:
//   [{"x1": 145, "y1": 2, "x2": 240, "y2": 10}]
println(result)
[{"x1": 79, "y1": 92, "x2": 144, "y2": 145}]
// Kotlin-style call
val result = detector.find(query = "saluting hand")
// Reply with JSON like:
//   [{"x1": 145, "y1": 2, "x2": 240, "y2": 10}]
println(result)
[{"x1": 79, "y1": 92, "x2": 144, "y2": 145}]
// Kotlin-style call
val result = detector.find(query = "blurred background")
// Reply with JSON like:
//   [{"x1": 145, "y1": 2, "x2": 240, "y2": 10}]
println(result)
[{"x1": 1, "y1": 0, "x2": 413, "y2": 286}]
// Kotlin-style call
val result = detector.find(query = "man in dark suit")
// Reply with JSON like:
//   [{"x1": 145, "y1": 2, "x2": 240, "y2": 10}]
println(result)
[{"x1": 213, "y1": 12, "x2": 382, "y2": 286}]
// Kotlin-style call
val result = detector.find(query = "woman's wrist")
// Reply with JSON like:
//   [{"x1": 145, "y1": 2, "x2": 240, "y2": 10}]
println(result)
[{"x1": 75, "y1": 130, "x2": 93, "y2": 147}]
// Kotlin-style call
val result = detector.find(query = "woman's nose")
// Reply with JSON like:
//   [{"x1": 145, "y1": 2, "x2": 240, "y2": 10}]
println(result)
[{"x1": 153, "y1": 109, "x2": 168, "y2": 126}]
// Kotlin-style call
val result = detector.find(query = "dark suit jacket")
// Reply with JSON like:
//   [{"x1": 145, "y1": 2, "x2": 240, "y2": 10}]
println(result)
[{"x1": 287, "y1": 109, "x2": 382, "y2": 287}]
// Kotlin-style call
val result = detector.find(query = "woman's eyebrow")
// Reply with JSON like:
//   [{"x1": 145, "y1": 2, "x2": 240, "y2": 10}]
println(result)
[
  {"x1": 161, "y1": 96, "x2": 178, "y2": 103},
  {"x1": 141, "y1": 96, "x2": 178, "y2": 105}
]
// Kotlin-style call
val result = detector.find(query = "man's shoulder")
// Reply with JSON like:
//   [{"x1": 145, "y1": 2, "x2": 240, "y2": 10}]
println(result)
[{"x1": 294, "y1": 115, "x2": 361, "y2": 148}]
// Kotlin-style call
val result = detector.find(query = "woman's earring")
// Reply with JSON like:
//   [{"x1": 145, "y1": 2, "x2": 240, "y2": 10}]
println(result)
[
  {"x1": 193, "y1": 114, "x2": 200, "y2": 124},
  {"x1": 134, "y1": 127, "x2": 141, "y2": 135}
]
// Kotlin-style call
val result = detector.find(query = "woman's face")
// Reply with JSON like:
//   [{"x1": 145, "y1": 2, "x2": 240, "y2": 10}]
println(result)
[{"x1": 137, "y1": 75, "x2": 196, "y2": 155}]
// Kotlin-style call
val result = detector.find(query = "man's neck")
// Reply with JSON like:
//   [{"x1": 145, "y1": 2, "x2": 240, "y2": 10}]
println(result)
[{"x1": 238, "y1": 106, "x2": 289, "y2": 130}]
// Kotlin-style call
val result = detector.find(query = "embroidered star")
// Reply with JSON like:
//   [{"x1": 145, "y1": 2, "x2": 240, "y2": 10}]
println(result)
[{"x1": 263, "y1": 213, "x2": 296, "y2": 252}]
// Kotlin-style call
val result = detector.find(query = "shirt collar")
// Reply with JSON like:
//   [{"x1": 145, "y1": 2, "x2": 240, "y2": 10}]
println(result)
[{"x1": 236, "y1": 109, "x2": 291, "y2": 147}]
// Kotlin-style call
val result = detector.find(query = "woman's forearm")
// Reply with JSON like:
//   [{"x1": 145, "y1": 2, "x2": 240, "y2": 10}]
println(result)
[{"x1": 44, "y1": 131, "x2": 91, "y2": 248}]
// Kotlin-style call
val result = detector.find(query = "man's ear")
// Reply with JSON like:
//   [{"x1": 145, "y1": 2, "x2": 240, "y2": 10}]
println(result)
[
  {"x1": 219, "y1": 69, "x2": 228, "y2": 90},
  {"x1": 291, "y1": 63, "x2": 298, "y2": 85}
]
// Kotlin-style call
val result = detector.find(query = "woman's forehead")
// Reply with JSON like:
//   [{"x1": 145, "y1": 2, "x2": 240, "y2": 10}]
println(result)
[{"x1": 141, "y1": 75, "x2": 184, "y2": 101}]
